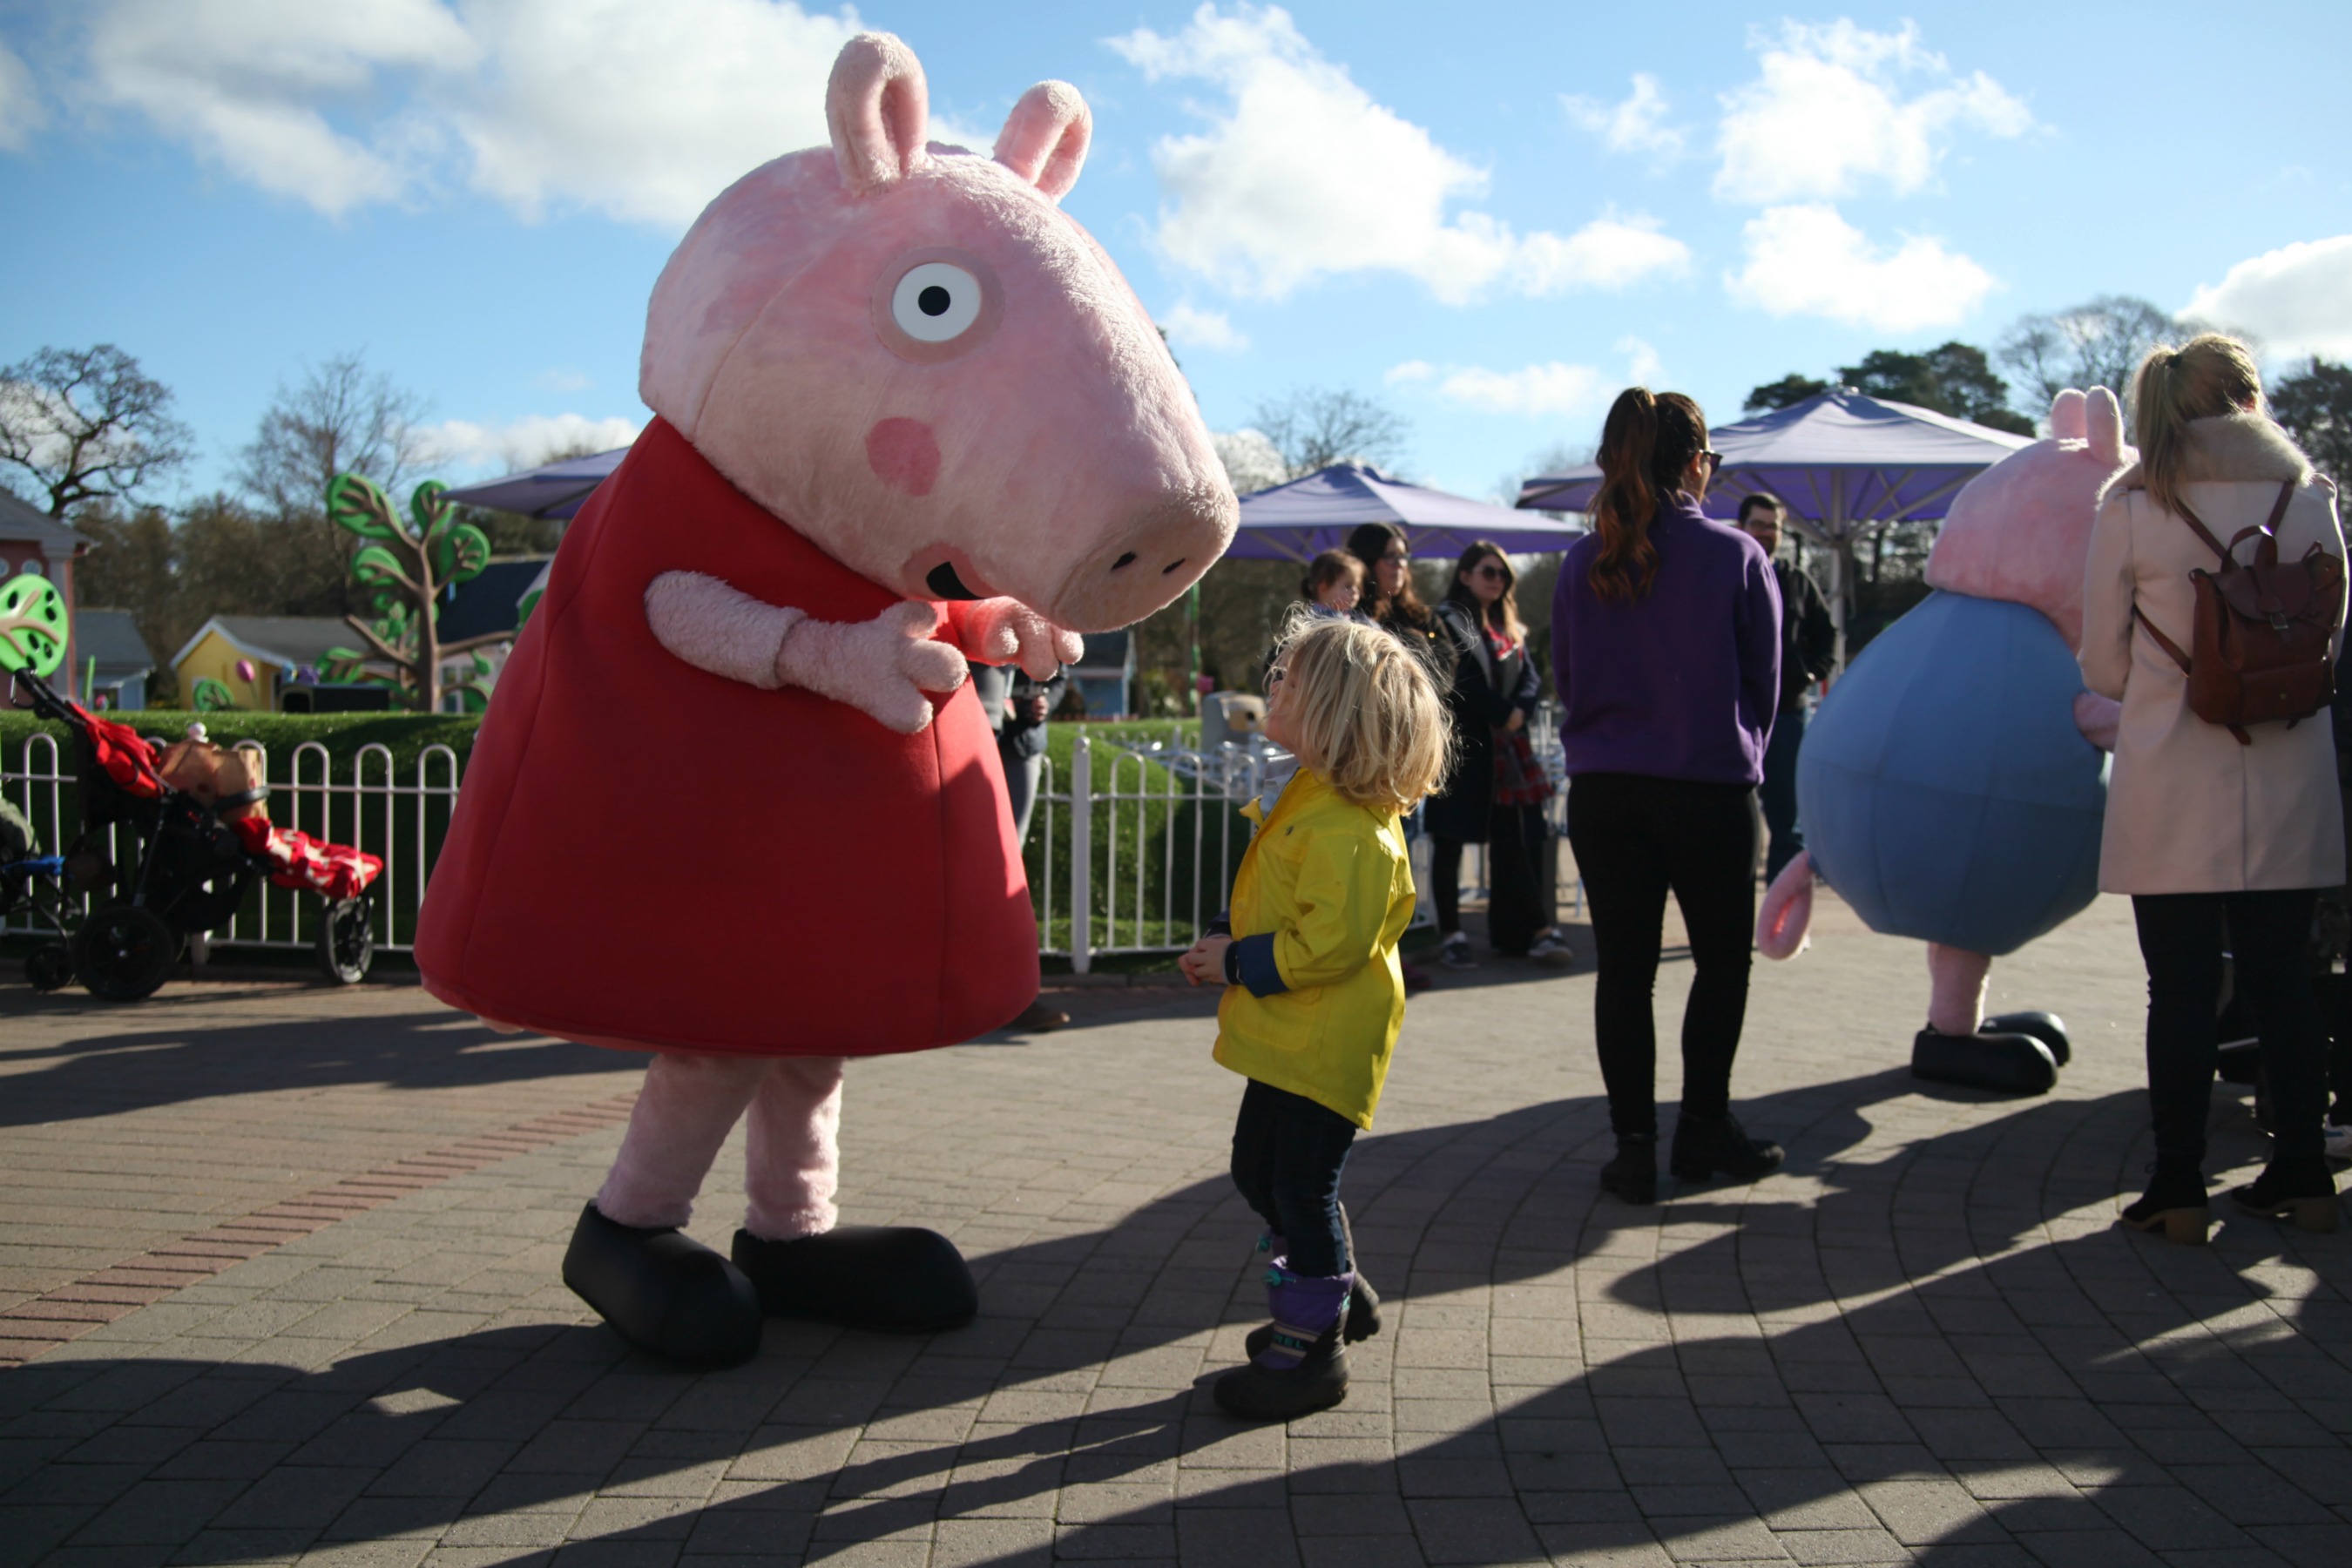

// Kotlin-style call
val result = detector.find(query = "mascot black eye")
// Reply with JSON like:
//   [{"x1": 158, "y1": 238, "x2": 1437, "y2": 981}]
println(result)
[{"x1": 891, "y1": 262, "x2": 983, "y2": 343}]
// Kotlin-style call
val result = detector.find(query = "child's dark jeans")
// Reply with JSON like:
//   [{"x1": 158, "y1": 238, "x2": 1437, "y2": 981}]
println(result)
[{"x1": 1230, "y1": 1078, "x2": 1358, "y2": 1276}]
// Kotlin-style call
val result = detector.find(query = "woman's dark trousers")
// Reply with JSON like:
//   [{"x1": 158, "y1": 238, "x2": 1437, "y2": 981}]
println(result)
[
  {"x1": 1431, "y1": 835, "x2": 1466, "y2": 936},
  {"x1": 1567, "y1": 773, "x2": 1759, "y2": 1139},
  {"x1": 1231, "y1": 1079, "x2": 1357, "y2": 1275},
  {"x1": 1486, "y1": 804, "x2": 1553, "y2": 954},
  {"x1": 2132, "y1": 889, "x2": 2328, "y2": 1166}
]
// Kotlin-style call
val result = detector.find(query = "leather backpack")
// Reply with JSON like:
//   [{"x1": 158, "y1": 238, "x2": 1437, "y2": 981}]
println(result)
[{"x1": 2133, "y1": 480, "x2": 2344, "y2": 744}]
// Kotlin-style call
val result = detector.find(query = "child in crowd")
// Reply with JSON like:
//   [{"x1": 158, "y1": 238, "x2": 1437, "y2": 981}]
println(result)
[
  {"x1": 1303, "y1": 549, "x2": 1371, "y2": 620},
  {"x1": 1180, "y1": 615, "x2": 1452, "y2": 1420}
]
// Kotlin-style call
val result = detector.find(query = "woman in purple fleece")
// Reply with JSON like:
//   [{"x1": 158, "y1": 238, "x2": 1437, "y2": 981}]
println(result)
[{"x1": 1553, "y1": 389, "x2": 1786, "y2": 1206}]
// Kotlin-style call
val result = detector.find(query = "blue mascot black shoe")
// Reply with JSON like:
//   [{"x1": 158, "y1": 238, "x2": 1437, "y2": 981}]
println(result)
[
  {"x1": 562, "y1": 1202, "x2": 763, "y2": 1367},
  {"x1": 1911, "y1": 1025, "x2": 2058, "y2": 1096},
  {"x1": 731, "y1": 1225, "x2": 978, "y2": 1332},
  {"x1": 1982, "y1": 1010, "x2": 2071, "y2": 1067}
]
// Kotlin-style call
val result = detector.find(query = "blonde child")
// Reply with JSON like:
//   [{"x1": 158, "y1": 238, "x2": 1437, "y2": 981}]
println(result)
[{"x1": 1179, "y1": 615, "x2": 1452, "y2": 1420}]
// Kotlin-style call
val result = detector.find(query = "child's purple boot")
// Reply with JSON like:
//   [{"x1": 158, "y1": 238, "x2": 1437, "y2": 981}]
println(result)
[
  {"x1": 1245, "y1": 1212, "x2": 1381, "y2": 1357},
  {"x1": 1215, "y1": 1263, "x2": 1353, "y2": 1420}
]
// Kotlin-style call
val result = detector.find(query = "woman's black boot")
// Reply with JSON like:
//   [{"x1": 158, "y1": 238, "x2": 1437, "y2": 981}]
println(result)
[
  {"x1": 2119, "y1": 1160, "x2": 2209, "y2": 1245},
  {"x1": 1670, "y1": 1112, "x2": 1784, "y2": 1184},
  {"x1": 1599, "y1": 1135, "x2": 1658, "y2": 1205},
  {"x1": 2231, "y1": 1159, "x2": 2341, "y2": 1233}
]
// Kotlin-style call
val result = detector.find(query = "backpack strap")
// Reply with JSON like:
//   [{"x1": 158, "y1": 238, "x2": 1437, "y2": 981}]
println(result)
[
  {"x1": 2132, "y1": 605, "x2": 2254, "y2": 746},
  {"x1": 2177, "y1": 480, "x2": 2297, "y2": 560}
]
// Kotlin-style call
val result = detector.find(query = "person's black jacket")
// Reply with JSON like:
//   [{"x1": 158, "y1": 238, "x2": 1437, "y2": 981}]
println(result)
[
  {"x1": 1425, "y1": 599, "x2": 1538, "y2": 843},
  {"x1": 972, "y1": 665, "x2": 1068, "y2": 760},
  {"x1": 1775, "y1": 559, "x2": 1835, "y2": 713}
]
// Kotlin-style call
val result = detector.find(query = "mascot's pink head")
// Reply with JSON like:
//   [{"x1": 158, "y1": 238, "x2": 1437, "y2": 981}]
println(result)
[
  {"x1": 1923, "y1": 387, "x2": 2134, "y2": 651},
  {"x1": 641, "y1": 32, "x2": 1237, "y2": 633}
]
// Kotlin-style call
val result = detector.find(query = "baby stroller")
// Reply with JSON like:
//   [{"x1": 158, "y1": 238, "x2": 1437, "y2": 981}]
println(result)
[{"x1": 5, "y1": 667, "x2": 382, "y2": 1000}]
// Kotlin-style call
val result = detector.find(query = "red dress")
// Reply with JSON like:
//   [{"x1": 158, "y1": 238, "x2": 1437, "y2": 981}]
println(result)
[{"x1": 416, "y1": 418, "x2": 1037, "y2": 1056}]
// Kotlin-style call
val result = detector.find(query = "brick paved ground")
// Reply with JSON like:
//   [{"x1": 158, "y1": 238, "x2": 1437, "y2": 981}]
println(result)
[{"x1": 1, "y1": 890, "x2": 2348, "y2": 1566}]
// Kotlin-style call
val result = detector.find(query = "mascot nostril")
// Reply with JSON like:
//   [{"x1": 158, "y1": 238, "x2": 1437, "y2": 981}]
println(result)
[
  {"x1": 1163, "y1": 558, "x2": 1186, "y2": 574},
  {"x1": 413, "y1": 30, "x2": 1236, "y2": 1368},
  {"x1": 1112, "y1": 552, "x2": 1136, "y2": 571}
]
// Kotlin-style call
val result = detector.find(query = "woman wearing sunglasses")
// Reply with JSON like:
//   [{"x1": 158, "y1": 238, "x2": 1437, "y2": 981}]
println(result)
[
  {"x1": 1554, "y1": 388, "x2": 1785, "y2": 1205},
  {"x1": 1427, "y1": 543, "x2": 1573, "y2": 970}
]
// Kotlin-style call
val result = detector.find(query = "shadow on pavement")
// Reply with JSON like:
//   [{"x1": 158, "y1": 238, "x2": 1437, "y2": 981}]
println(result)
[{"x1": 5, "y1": 1075, "x2": 2343, "y2": 1566}]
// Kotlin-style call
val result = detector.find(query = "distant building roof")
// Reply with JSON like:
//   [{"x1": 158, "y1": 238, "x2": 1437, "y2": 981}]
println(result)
[
  {"x1": 0, "y1": 489, "x2": 91, "y2": 553},
  {"x1": 436, "y1": 558, "x2": 550, "y2": 645},
  {"x1": 71, "y1": 609, "x2": 156, "y2": 678},
  {"x1": 172, "y1": 615, "x2": 360, "y2": 671}
]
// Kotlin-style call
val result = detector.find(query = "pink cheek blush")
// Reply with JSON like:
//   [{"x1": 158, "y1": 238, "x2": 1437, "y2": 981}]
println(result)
[{"x1": 866, "y1": 417, "x2": 941, "y2": 497}]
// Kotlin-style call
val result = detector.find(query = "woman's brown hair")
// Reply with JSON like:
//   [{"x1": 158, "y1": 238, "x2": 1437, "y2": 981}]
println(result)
[
  {"x1": 2130, "y1": 334, "x2": 2266, "y2": 518},
  {"x1": 1345, "y1": 522, "x2": 1436, "y2": 632},
  {"x1": 1442, "y1": 542, "x2": 1527, "y2": 645},
  {"x1": 1586, "y1": 388, "x2": 1709, "y2": 604}
]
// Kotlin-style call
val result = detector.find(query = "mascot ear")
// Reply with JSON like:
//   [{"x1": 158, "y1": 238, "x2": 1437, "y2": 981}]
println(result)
[
  {"x1": 829, "y1": 32, "x2": 929, "y2": 193},
  {"x1": 2085, "y1": 386, "x2": 2126, "y2": 464},
  {"x1": 2048, "y1": 388, "x2": 2087, "y2": 443},
  {"x1": 995, "y1": 81, "x2": 1092, "y2": 200}
]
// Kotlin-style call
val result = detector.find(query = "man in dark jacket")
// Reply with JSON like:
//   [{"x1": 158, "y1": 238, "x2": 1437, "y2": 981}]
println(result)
[
  {"x1": 973, "y1": 661, "x2": 1071, "y2": 1032},
  {"x1": 1740, "y1": 494, "x2": 1836, "y2": 882}
]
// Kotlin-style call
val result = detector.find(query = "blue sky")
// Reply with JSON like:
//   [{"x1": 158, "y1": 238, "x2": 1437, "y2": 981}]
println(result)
[{"x1": 3, "y1": 0, "x2": 2348, "y2": 510}]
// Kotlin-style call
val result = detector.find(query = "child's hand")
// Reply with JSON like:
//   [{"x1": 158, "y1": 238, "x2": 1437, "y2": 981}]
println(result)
[{"x1": 1179, "y1": 935, "x2": 1233, "y2": 986}]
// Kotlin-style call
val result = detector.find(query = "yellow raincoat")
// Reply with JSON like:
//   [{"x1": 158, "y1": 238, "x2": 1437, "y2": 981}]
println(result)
[{"x1": 1213, "y1": 768, "x2": 1418, "y2": 1129}]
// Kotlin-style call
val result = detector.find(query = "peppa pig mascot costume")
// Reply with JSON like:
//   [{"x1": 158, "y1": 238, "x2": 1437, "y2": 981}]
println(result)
[
  {"x1": 1755, "y1": 389, "x2": 2132, "y2": 1096},
  {"x1": 416, "y1": 34, "x2": 1236, "y2": 1365}
]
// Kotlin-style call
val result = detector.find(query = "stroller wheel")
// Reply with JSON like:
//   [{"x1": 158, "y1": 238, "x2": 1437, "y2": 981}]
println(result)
[
  {"x1": 74, "y1": 903, "x2": 177, "y2": 1002},
  {"x1": 24, "y1": 943, "x2": 73, "y2": 993},
  {"x1": 317, "y1": 897, "x2": 374, "y2": 985}
]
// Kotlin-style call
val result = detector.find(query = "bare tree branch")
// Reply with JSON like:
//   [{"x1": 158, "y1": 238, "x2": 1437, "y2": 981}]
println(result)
[
  {"x1": 1249, "y1": 388, "x2": 1410, "y2": 479},
  {"x1": 0, "y1": 344, "x2": 193, "y2": 517}
]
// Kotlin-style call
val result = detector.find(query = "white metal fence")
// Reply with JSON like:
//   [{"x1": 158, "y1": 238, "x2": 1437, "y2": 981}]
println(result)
[
  {"x1": 6, "y1": 710, "x2": 1567, "y2": 973},
  {"x1": 3, "y1": 730, "x2": 463, "y2": 958}
]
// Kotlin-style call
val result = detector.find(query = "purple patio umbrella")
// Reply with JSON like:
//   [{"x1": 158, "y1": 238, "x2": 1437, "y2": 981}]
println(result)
[
  {"x1": 1233, "y1": 462, "x2": 1586, "y2": 561},
  {"x1": 441, "y1": 446, "x2": 630, "y2": 519},
  {"x1": 1517, "y1": 389, "x2": 2032, "y2": 665}
]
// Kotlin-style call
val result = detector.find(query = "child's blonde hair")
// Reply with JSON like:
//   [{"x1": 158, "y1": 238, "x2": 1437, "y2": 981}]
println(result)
[{"x1": 1270, "y1": 612, "x2": 1454, "y2": 814}]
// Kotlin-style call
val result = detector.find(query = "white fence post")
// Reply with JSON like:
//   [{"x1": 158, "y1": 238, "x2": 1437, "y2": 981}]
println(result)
[{"x1": 1069, "y1": 730, "x2": 1092, "y2": 975}]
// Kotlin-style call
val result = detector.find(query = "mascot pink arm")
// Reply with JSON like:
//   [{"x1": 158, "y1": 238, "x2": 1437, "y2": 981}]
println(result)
[{"x1": 415, "y1": 33, "x2": 1236, "y2": 1365}]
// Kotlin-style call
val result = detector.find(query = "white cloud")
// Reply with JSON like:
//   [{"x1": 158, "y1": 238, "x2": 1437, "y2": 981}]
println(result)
[
  {"x1": 1159, "y1": 303, "x2": 1249, "y2": 353},
  {"x1": 1388, "y1": 359, "x2": 1609, "y2": 419},
  {"x1": 1713, "y1": 20, "x2": 2031, "y2": 205},
  {"x1": 1108, "y1": 4, "x2": 1686, "y2": 304},
  {"x1": 446, "y1": 0, "x2": 860, "y2": 226},
  {"x1": 0, "y1": 39, "x2": 48, "y2": 149},
  {"x1": 85, "y1": 0, "x2": 478, "y2": 215},
  {"x1": 1726, "y1": 204, "x2": 1994, "y2": 332},
  {"x1": 1563, "y1": 74, "x2": 1682, "y2": 165},
  {"x1": 2182, "y1": 236, "x2": 2352, "y2": 362},
  {"x1": 76, "y1": 0, "x2": 899, "y2": 226},
  {"x1": 427, "y1": 412, "x2": 642, "y2": 473},
  {"x1": 533, "y1": 368, "x2": 594, "y2": 393},
  {"x1": 1616, "y1": 335, "x2": 1663, "y2": 387}
]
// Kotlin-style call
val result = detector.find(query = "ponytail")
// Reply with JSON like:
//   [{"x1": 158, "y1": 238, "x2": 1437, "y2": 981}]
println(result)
[
  {"x1": 1587, "y1": 388, "x2": 1707, "y2": 604},
  {"x1": 2132, "y1": 333, "x2": 2264, "y2": 519}
]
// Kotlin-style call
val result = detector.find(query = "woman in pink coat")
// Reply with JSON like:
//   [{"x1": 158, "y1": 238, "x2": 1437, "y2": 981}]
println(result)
[{"x1": 2079, "y1": 334, "x2": 2345, "y2": 1242}]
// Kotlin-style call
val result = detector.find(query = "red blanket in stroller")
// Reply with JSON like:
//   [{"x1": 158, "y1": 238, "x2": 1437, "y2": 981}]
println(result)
[{"x1": 229, "y1": 817, "x2": 383, "y2": 902}]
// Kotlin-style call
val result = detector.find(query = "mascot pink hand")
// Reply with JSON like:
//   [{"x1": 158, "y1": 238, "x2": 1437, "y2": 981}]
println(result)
[
  {"x1": 965, "y1": 597, "x2": 1084, "y2": 680},
  {"x1": 776, "y1": 600, "x2": 968, "y2": 735},
  {"x1": 2072, "y1": 691, "x2": 2121, "y2": 753},
  {"x1": 1755, "y1": 851, "x2": 1814, "y2": 960}
]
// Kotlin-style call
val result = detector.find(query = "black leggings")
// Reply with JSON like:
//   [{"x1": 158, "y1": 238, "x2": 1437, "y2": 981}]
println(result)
[
  {"x1": 1230, "y1": 1078, "x2": 1358, "y2": 1276},
  {"x1": 1431, "y1": 808, "x2": 1552, "y2": 950},
  {"x1": 1567, "y1": 772, "x2": 1759, "y2": 1139},
  {"x1": 2133, "y1": 889, "x2": 2328, "y2": 1166}
]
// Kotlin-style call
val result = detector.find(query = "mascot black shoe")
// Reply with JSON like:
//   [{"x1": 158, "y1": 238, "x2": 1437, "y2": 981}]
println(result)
[
  {"x1": 1910, "y1": 1025, "x2": 2059, "y2": 1096},
  {"x1": 732, "y1": 1226, "x2": 978, "y2": 1333},
  {"x1": 563, "y1": 1203, "x2": 762, "y2": 1367}
]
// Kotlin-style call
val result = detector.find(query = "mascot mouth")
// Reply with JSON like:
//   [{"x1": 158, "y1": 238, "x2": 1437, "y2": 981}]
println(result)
[{"x1": 925, "y1": 560, "x2": 983, "y2": 600}]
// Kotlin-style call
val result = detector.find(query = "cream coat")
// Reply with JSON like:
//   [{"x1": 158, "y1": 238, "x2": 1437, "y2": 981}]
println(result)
[{"x1": 2079, "y1": 414, "x2": 2346, "y2": 894}]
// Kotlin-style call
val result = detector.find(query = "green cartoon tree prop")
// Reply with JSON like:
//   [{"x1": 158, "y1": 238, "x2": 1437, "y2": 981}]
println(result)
[
  {"x1": 0, "y1": 572, "x2": 69, "y2": 684},
  {"x1": 320, "y1": 474, "x2": 505, "y2": 712}
]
